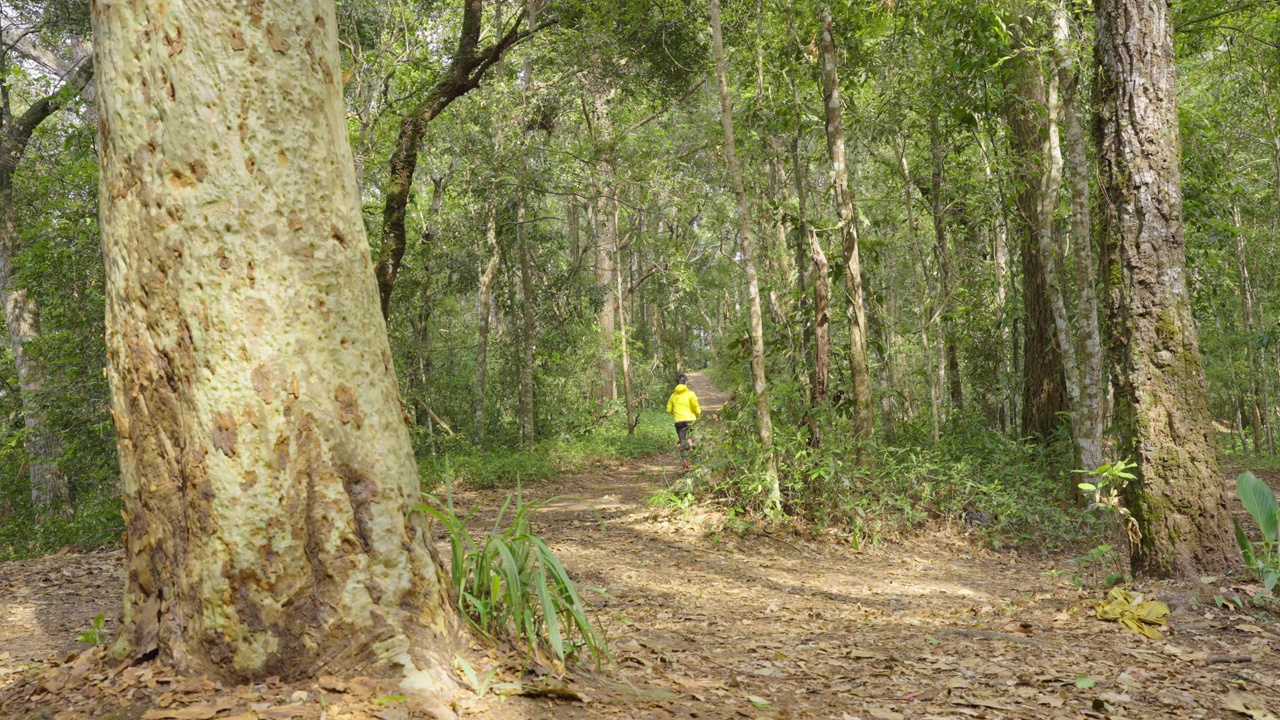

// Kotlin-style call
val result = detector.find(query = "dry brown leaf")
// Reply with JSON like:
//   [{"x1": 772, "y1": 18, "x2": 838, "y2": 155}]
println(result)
[
  {"x1": 141, "y1": 707, "x2": 217, "y2": 720},
  {"x1": 1223, "y1": 690, "x2": 1280, "y2": 720}
]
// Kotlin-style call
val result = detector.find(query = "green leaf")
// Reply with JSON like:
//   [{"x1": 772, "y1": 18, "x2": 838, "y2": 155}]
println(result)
[
  {"x1": 1076, "y1": 675, "x2": 1096, "y2": 690},
  {"x1": 1237, "y1": 472, "x2": 1278, "y2": 543},
  {"x1": 1077, "y1": 483, "x2": 1097, "y2": 492},
  {"x1": 1235, "y1": 517, "x2": 1259, "y2": 575}
]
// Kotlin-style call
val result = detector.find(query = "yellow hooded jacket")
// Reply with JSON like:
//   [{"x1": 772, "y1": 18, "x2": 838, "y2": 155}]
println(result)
[{"x1": 666, "y1": 384, "x2": 701, "y2": 423}]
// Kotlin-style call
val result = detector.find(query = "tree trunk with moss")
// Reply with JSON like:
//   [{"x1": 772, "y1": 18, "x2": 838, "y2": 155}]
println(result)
[
  {"x1": 92, "y1": 0, "x2": 460, "y2": 692},
  {"x1": 1095, "y1": 0, "x2": 1235, "y2": 577}
]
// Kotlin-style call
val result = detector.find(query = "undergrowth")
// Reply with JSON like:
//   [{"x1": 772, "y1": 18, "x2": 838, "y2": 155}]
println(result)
[
  {"x1": 417, "y1": 482, "x2": 609, "y2": 670},
  {"x1": 0, "y1": 486, "x2": 124, "y2": 561},
  {"x1": 694, "y1": 394, "x2": 1102, "y2": 553},
  {"x1": 420, "y1": 409, "x2": 672, "y2": 490}
]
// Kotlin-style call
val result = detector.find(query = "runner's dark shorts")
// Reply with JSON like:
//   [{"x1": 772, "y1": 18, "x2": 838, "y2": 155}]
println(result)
[{"x1": 675, "y1": 421, "x2": 692, "y2": 444}]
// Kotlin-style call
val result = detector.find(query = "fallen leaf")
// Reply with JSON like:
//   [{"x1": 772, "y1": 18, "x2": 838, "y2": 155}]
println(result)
[
  {"x1": 1224, "y1": 690, "x2": 1280, "y2": 720},
  {"x1": 141, "y1": 708, "x2": 216, "y2": 720},
  {"x1": 1236, "y1": 624, "x2": 1264, "y2": 634},
  {"x1": 867, "y1": 708, "x2": 904, "y2": 720}
]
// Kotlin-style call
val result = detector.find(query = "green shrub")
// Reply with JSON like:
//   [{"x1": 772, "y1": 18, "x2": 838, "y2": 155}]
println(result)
[
  {"x1": 416, "y1": 484, "x2": 609, "y2": 669},
  {"x1": 698, "y1": 395, "x2": 1090, "y2": 551}
]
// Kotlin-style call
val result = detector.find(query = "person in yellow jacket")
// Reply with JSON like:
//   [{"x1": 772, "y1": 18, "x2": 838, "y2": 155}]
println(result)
[{"x1": 665, "y1": 374, "x2": 701, "y2": 468}]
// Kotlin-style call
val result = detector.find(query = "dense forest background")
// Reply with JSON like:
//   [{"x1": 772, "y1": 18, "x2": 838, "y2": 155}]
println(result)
[{"x1": 1, "y1": 0, "x2": 1276, "y2": 563}]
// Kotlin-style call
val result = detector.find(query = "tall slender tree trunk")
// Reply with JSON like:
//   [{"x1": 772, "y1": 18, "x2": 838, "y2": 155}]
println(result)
[
  {"x1": 1061, "y1": 35, "x2": 1106, "y2": 482},
  {"x1": 1095, "y1": 0, "x2": 1235, "y2": 577},
  {"x1": 1036, "y1": 10, "x2": 1098, "y2": 500},
  {"x1": 929, "y1": 123, "x2": 962, "y2": 411},
  {"x1": 788, "y1": 132, "x2": 830, "y2": 444},
  {"x1": 711, "y1": 0, "x2": 779, "y2": 510},
  {"x1": 593, "y1": 98, "x2": 619, "y2": 405},
  {"x1": 899, "y1": 147, "x2": 940, "y2": 442},
  {"x1": 1231, "y1": 206, "x2": 1264, "y2": 452},
  {"x1": 93, "y1": 0, "x2": 460, "y2": 693},
  {"x1": 373, "y1": 0, "x2": 533, "y2": 318},
  {"x1": 979, "y1": 132, "x2": 1015, "y2": 432},
  {"x1": 474, "y1": 205, "x2": 499, "y2": 445},
  {"x1": 0, "y1": 53, "x2": 93, "y2": 509},
  {"x1": 1004, "y1": 18, "x2": 1067, "y2": 440},
  {"x1": 408, "y1": 172, "x2": 451, "y2": 435},
  {"x1": 819, "y1": 6, "x2": 874, "y2": 449},
  {"x1": 0, "y1": 187, "x2": 66, "y2": 507},
  {"x1": 517, "y1": 195, "x2": 536, "y2": 445},
  {"x1": 617, "y1": 255, "x2": 636, "y2": 434}
]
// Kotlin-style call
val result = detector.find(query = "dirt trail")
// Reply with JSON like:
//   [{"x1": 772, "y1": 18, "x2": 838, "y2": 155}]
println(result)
[{"x1": 2, "y1": 372, "x2": 1277, "y2": 719}]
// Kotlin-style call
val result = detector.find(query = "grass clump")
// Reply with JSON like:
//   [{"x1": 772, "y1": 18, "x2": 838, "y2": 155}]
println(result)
[{"x1": 416, "y1": 483, "x2": 609, "y2": 669}]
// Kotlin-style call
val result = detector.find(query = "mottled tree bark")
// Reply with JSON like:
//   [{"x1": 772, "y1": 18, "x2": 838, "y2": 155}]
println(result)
[
  {"x1": 1061, "y1": 39, "x2": 1105, "y2": 484},
  {"x1": 819, "y1": 6, "x2": 874, "y2": 448},
  {"x1": 473, "y1": 205, "x2": 499, "y2": 445},
  {"x1": 1094, "y1": 0, "x2": 1235, "y2": 576},
  {"x1": 93, "y1": 0, "x2": 459, "y2": 693},
  {"x1": 711, "y1": 0, "x2": 778, "y2": 510},
  {"x1": 0, "y1": 52, "x2": 93, "y2": 508}
]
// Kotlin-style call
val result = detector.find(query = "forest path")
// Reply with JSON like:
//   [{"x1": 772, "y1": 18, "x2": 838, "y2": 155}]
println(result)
[
  {"x1": 445, "y1": 376, "x2": 1278, "y2": 720},
  {"x1": 0, "y1": 378, "x2": 1275, "y2": 719}
]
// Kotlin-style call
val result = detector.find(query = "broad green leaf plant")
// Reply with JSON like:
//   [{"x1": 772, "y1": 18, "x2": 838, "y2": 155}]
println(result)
[{"x1": 1233, "y1": 471, "x2": 1280, "y2": 593}]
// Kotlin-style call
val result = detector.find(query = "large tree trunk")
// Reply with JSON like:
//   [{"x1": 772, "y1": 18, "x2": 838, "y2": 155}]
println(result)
[
  {"x1": 819, "y1": 6, "x2": 874, "y2": 449},
  {"x1": 474, "y1": 205, "x2": 499, "y2": 445},
  {"x1": 92, "y1": 0, "x2": 459, "y2": 693},
  {"x1": 711, "y1": 0, "x2": 779, "y2": 511},
  {"x1": 1003, "y1": 19, "x2": 1067, "y2": 440},
  {"x1": 1094, "y1": 0, "x2": 1235, "y2": 577},
  {"x1": 0, "y1": 53, "x2": 93, "y2": 509}
]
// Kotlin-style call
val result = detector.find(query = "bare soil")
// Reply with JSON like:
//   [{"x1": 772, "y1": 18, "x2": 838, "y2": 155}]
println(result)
[{"x1": 3, "y1": 373, "x2": 1278, "y2": 719}]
